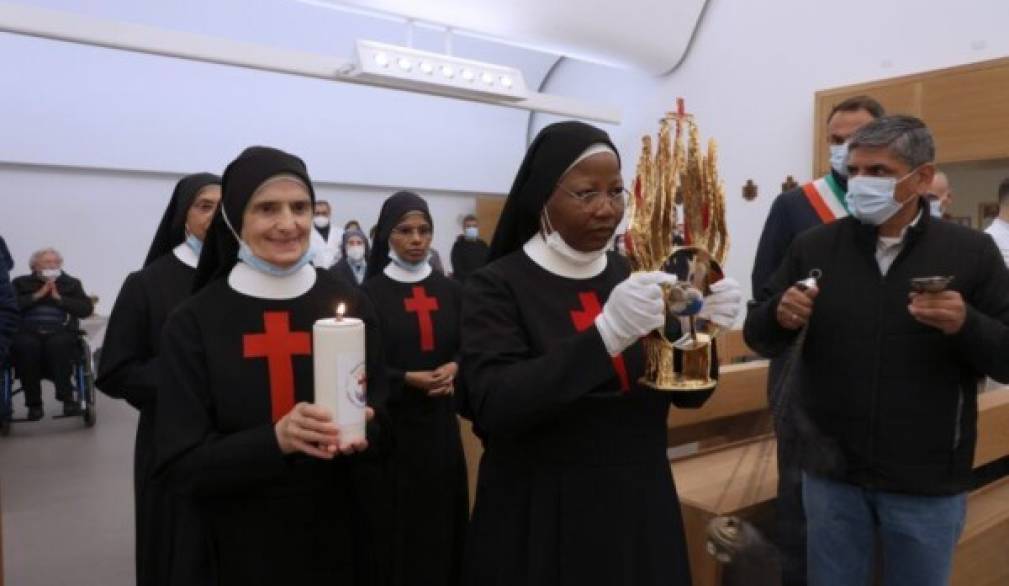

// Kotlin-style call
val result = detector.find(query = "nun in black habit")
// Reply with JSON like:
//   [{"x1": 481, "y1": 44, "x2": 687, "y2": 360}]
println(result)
[
  {"x1": 361, "y1": 192, "x2": 468, "y2": 586},
  {"x1": 153, "y1": 147, "x2": 391, "y2": 586},
  {"x1": 96, "y1": 172, "x2": 221, "y2": 586},
  {"x1": 458, "y1": 121, "x2": 742, "y2": 586}
]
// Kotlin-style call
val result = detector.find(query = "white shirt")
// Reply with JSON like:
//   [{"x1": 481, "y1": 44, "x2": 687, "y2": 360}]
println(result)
[
  {"x1": 522, "y1": 233, "x2": 608, "y2": 280},
  {"x1": 984, "y1": 218, "x2": 1009, "y2": 267},
  {"x1": 383, "y1": 259, "x2": 432, "y2": 283},
  {"x1": 172, "y1": 242, "x2": 199, "y2": 269},
  {"x1": 228, "y1": 261, "x2": 317, "y2": 299},
  {"x1": 876, "y1": 211, "x2": 922, "y2": 276},
  {"x1": 310, "y1": 225, "x2": 344, "y2": 269}
]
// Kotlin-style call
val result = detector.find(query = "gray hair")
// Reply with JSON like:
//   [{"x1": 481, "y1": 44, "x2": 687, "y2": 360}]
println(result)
[
  {"x1": 29, "y1": 247, "x2": 63, "y2": 271},
  {"x1": 848, "y1": 114, "x2": 935, "y2": 169}
]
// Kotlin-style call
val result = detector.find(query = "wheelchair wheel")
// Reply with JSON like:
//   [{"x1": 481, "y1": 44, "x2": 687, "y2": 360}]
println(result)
[
  {"x1": 1, "y1": 365, "x2": 12, "y2": 437},
  {"x1": 79, "y1": 340, "x2": 97, "y2": 428}
]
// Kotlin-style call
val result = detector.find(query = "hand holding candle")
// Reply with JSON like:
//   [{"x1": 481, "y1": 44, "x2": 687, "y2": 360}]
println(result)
[{"x1": 313, "y1": 302, "x2": 368, "y2": 451}]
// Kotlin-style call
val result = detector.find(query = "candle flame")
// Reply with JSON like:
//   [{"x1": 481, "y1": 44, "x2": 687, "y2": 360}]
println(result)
[{"x1": 336, "y1": 302, "x2": 346, "y2": 320}]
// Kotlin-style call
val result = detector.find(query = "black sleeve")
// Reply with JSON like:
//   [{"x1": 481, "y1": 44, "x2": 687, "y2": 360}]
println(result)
[
  {"x1": 154, "y1": 307, "x2": 289, "y2": 497},
  {"x1": 95, "y1": 273, "x2": 158, "y2": 409},
  {"x1": 13, "y1": 276, "x2": 39, "y2": 309},
  {"x1": 0, "y1": 268, "x2": 18, "y2": 361},
  {"x1": 952, "y1": 235, "x2": 1009, "y2": 383},
  {"x1": 751, "y1": 193, "x2": 797, "y2": 295},
  {"x1": 57, "y1": 277, "x2": 94, "y2": 319},
  {"x1": 460, "y1": 268, "x2": 623, "y2": 436},
  {"x1": 744, "y1": 237, "x2": 803, "y2": 358}
]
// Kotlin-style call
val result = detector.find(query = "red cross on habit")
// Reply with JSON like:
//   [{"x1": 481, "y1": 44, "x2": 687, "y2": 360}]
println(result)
[
  {"x1": 404, "y1": 286, "x2": 440, "y2": 352},
  {"x1": 570, "y1": 291, "x2": 631, "y2": 392},
  {"x1": 243, "y1": 311, "x2": 312, "y2": 423}
]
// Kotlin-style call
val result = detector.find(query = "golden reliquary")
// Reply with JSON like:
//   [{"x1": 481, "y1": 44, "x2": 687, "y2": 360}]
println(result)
[{"x1": 625, "y1": 99, "x2": 729, "y2": 403}]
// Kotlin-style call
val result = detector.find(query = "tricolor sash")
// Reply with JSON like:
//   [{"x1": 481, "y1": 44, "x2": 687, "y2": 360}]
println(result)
[{"x1": 801, "y1": 174, "x2": 849, "y2": 223}]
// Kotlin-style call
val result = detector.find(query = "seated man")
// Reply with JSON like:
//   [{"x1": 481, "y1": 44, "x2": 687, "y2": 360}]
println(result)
[{"x1": 11, "y1": 247, "x2": 93, "y2": 420}]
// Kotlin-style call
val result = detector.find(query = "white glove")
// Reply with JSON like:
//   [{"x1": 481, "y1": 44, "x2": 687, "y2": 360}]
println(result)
[
  {"x1": 595, "y1": 271, "x2": 678, "y2": 356},
  {"x1": 698, "y1": 277, "x2": 743, "y2": 328}
]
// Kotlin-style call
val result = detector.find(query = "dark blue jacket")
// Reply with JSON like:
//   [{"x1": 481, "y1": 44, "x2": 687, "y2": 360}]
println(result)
[
  {"x1": 751, "y1": 170, "x2": 848, "y2": 295},
  {"x1": 0, "y1": 236, "x2": 18, "y2": 362}
]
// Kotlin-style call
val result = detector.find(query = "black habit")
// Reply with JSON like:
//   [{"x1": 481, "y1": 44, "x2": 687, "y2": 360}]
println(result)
[{"x1": 96, "y1": 172, "x2": 221, "y2": 586}]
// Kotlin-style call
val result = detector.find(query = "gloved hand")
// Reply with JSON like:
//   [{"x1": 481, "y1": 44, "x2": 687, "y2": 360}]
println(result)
[
  {"x1": 595, "y1": 271, "x2": 678, "y2": 356},
  {"x1": 698, "y1": 277, "x2": 743, "y2": 328}
]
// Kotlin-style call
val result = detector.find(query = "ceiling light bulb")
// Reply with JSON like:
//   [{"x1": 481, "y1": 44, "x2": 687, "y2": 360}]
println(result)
[
  {"x1": 440, "y1": 65, "x2": 455, "y2": 78},
  {"x1": 374, "y1": 52, "x2": 390, "y2": 67},
  {"x1": 461, "y1": 69, "x2": 475, "y2": 82},
  {"x1": 500, "y1": 75, "x2": 514, "y2": 88},
  {"x1": 397, "y1": 57, "x2": 413, "y2": 71},
  {"x1": 420, "y1": 61, "x2": 434, "y2": 74},
  {"x1": 481, "y1": 72, "x2": 494, "y2": 84}
]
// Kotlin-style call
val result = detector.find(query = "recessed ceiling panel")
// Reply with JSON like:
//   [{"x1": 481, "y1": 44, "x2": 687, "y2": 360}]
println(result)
[{"x1": 323, "y1": 0, "x2": 708, "y2": 75}]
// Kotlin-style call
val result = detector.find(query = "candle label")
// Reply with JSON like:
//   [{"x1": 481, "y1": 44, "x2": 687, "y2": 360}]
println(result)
[{"x1": 345, "y1": 359, "x2": 367, "y2": 409}]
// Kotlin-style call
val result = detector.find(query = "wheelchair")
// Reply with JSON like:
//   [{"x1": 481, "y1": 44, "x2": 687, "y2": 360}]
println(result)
[{"x1": 1, "y1": 328, "x2": 97, "y2": 436}]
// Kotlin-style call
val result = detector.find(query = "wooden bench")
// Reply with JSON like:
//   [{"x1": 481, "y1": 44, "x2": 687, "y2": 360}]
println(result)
[{"x1": 671, "y1": 387, "x2": 1009, "y2": 586}]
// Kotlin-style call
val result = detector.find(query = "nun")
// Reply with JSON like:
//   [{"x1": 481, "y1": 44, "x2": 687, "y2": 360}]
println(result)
[
  {"x1": 361, "y1": 191, "x2": 468, "y2": 586},
  {"x1": 331, "y1": 227, "x2": 371, "y2": 287},
  {"x1": 154, "y1": 147, "x2": 389, "y2": 585},
  {"x1": 97, "y1": 172, "x2": 221, "y2": 586},
  {"x1": 459, "y1": 121, "x2": 742, "y2": 586}
]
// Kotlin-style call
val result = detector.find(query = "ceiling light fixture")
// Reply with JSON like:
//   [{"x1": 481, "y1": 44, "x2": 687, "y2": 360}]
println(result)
[{"x1": 353, "y1": 40, "x2": 528, "y2": 101}]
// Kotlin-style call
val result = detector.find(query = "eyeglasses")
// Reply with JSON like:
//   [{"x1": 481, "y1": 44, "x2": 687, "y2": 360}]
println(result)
[
  {"x1": 556, "y1": 185, "x2": 629, "y2": 206},
  {"x1": 391, "y1": 225, "x2": 433, "y2": 238}
]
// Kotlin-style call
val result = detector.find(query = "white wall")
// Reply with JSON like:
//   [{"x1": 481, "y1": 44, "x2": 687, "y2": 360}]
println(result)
[
  {"x1": 546, "y1": 0, "x2": 1009, "y2": 303},
  {"x1": 0, "y1": 162, "x2": 493, "y2": 314},
  {"x1": 0, "y1": 0, "x2": 568, "y2": 314}
]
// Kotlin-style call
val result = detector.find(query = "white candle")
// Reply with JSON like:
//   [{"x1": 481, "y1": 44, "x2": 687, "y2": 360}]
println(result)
[{"x1": 313, "y1": 309, "x2": 366, "y2": 449}]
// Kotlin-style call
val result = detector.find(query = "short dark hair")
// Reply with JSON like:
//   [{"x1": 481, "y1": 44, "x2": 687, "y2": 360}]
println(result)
[
  {"x1": 827, "y1": 95, "x2": 885, "y2": 123},
  {"x1": 315, "y1": 200, "x2": 330, "y2": 208},
  {"x1": 848, "y1": 115, "x2": 935, "y2": 169},
  {"x1": 462, "y1": 214, "x2": 478, "y2": 224},
  {"x1": 999, "y1": 177, "x2": 1009, "y2": 205}
]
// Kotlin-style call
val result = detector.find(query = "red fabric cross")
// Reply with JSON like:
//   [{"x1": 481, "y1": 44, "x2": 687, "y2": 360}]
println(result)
[
  {"x1": 404, "y1": 286, "x2": 440, "y2": 352},
  {"x1": 243, "y1": 311, "x2": 312, "y2": 423},
  {"x1": 570, "y1": 291, "x2": 631, "y2": 393}
]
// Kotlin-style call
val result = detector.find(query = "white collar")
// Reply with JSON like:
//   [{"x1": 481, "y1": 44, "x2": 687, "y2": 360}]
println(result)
[
  {"x1": 523, "y1": 233, "x2": 608, "y2": 279},
  {"x1": 172, "y1": 242, "x2": 199, "y2": 269},
  {"x1": 227, "y1": 261, "x2": 317, "y2": 299},
  {"x1": 383, "y1": 261, "x2": 432, "y2": 283},
  {"x1": 879, "y1": 210, "x2": 923, "y2": 245},
  {"x1": 989, "y1": 218, "x2": 1009, "y2": 233}
]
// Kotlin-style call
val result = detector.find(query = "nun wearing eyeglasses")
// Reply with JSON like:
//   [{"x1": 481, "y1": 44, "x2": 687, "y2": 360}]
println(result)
[
  {"x1": 458, "y1": 122, "x2": 743, "y2": 586},
  {"x1": 154, "y1": 147, "x2": 390, "y2": 585},
  {"x1": 361, "y1": 191, "x2": 468, "y2": 586}
]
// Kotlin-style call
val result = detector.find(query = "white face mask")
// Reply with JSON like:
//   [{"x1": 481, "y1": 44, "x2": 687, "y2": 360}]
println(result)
[
  {"x1": 541, "y1": 208, "x2": 608, "y2": 266},
  {"x1": 464, "y1": 226, "x2": 479, "y2": 240},
  {"x1": 829, "y1": 143, "x2": 849, "y2": 176},
  {"x1": 346, "y1": 244, "x2": 366, "y2": 262},
  {"x1": 313, "y1": 216, "x2": 330, "y2": 229},
  {"x1": 388, "y1": 248, "x2": 430, "y2": 273},
  {"x1": 929, "y1": 198, "x2": 944, "y2": 219},
  {"x1": 40, "y1": 268, "x2": 61, "y2": 280},
  {"x1": 845, "y1": 169, "x2": 920, "y2": 226}
]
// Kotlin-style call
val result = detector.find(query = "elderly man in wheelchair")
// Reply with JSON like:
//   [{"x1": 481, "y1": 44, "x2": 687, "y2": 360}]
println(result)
[{"x1": 5, "y1": 247, "x2": 94, "y2": 424}]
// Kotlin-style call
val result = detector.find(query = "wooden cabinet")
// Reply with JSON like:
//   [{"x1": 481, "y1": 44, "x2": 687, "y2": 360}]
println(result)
[{"x1": 814, "y1": 57, "x2": 1009, "y2": 176}]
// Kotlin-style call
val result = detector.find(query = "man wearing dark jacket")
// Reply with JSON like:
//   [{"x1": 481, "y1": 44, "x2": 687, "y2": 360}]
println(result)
[
  {"x1": 745, "y1": 115, "x2": 1009, "y2": 586},
  {"x1": 750, "y1": 94, "x2": 884, "y2": 586},
  {"x1": 450, "y1": 214, "x2": 489, "y2": 283},
  {"x1": 11, "y1": 247, "x2": 93, "y2": 420}
]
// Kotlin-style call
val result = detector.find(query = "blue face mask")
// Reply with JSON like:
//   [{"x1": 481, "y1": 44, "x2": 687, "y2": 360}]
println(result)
[
  {"x1": 464, "y1": 226, "x2": 479, "y2": 240},
  {"x1": 388, "y1": 248, "x2": 430, "y2": 273},
  {"x1": 184, "y1": 231, "x2": 203, "y2": 256},
  {"x1": 829, "y1": 143, "x2": 849, "y2": 176},
  {"x1": 845, "y1": 169, "x2": 919, "y2": 226},
  {"x1": 221, "y1": 207, "x2": 316, "y2": 277}
]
